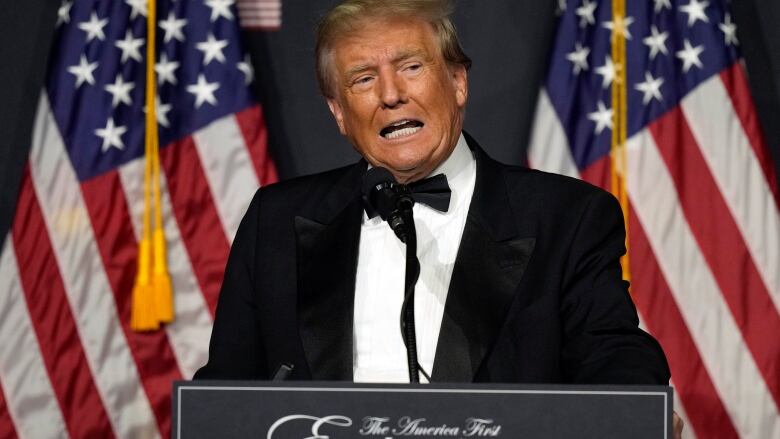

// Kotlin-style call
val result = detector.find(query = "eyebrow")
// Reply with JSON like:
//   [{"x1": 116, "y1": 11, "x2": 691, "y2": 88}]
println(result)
[
  {"x1": 344, "y1": 49, "x2": 428, "y2": 79},
  {"x1": 345, "y1": 64, "x2": 373, "y2": 79},
  {"x1": 392, "y1": 48, "x2": 426, "y2": 63}
]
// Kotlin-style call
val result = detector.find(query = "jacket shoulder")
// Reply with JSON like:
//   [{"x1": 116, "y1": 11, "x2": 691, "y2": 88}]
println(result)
[
  {"x1": 248, "y1": 162, "x2": 361, "y2": 215},
  {"x1": 260, "y1": 162, "x2": 358, "y2": 196},
  {"x1": 499, "y1": 162, "x2": 616, "y2": 207}
]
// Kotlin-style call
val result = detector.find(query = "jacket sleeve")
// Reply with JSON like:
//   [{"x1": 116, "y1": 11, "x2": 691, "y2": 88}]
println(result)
[
  {"x1": 193, "y1": 189, "x2": 268, "y2": 380},
  {"x1": 559, "y1": 189, "x2": 670, "y2": 384}
]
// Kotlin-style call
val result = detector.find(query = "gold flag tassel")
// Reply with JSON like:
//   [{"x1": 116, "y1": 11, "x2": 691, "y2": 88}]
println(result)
[
  {"x1": 150, "y1": 93, "x2": 174, "y2": 323},
  {"x1": 130, "y1": 96, "x2": 158, "y2": 331},
  {"x1": 132, "y1": 0, "x2": 173, "y2": 331},
  {"x1": 610, "y1": 0, "x2": 631, "y2": 284}
]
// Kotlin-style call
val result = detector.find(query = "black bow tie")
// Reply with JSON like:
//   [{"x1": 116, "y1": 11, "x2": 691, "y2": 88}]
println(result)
[{"x1": 364, "y1": 173, "x2": 451, "y2": 219}]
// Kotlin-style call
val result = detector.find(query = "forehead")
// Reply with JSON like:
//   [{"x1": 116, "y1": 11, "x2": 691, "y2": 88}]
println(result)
[{"x1": 330, "y1": 17, "x2": 439, "y2": 69}]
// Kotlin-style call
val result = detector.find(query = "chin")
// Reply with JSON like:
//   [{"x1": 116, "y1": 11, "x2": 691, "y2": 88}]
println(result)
[
  {"x1": 390, "y1": 163, "x2": 434, "y2": 184},
  {"x1": 386, "y1": 153, "x2": 428, "y2": 171}
]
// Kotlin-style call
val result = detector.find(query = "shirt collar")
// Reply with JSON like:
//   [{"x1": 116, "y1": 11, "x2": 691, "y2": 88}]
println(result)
[{"x1": 427, "y1": 132, "x2": 475, "y2": 216}]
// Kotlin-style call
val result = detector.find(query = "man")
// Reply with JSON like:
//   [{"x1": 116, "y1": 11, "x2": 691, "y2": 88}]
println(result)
[{"x1": 197, "y1": 0, "x2": 669, "y2": 390}]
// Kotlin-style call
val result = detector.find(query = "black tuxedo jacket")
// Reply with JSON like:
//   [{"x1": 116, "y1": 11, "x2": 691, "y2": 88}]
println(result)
[{"x1": 195, "y1": 135, "x2": 670, "y2": 384}]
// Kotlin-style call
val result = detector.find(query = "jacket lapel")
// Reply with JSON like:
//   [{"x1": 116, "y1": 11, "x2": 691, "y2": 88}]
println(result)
[
  {"x1": 295, "y1": 164, "x2": 364, "y2": 380},
  {"x1": 432, "y1": 138, "x2": 535, "y2": 382}
]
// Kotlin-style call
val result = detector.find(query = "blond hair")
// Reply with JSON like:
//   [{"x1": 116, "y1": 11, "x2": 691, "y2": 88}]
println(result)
[{"x1": 315, "y1": 0, "x2": 472, "y2": 98}]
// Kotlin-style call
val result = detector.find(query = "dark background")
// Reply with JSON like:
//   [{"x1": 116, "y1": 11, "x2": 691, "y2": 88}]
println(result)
[{"x1": 1, "y1": 0, "x2": 779, "y2": 251}]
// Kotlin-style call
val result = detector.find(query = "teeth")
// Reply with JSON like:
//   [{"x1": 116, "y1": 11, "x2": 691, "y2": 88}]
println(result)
[
  {"x1": 384, "y1": 126, "x2": 421, "y2": 139},
  {"x1": 391, "y1": 119, "x2": 411, "y2": 127}
]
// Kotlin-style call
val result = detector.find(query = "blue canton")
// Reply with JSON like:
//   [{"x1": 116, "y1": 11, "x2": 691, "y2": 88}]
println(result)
[
  {"x1": 48, "y1": 0, "x2": 256, "y2": 182},
  {"x1": 546, "y1": 0, "x2": 740, "y2": 170}
]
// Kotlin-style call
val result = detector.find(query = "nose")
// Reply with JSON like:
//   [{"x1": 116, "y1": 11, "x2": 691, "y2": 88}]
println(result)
[{"x1": 378, "y1": 70, "x2": 406, "y2": 109}]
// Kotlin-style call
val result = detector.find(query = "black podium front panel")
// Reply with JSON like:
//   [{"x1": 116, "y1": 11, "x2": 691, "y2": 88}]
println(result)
[{"x1": 174, "y1": 381, "x2": 672, "y2": 439}]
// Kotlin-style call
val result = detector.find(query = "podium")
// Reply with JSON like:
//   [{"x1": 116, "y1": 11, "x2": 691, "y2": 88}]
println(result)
[{"x1": 173, "y1": 381, "x2": 672, "y2": 438}]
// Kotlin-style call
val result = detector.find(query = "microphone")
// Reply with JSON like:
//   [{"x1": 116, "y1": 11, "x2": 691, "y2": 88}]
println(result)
[
  {"x1": 361, "y1": 167, "x2": 415, "y2": 243},
  {"x1": 361, "y1": 167, "x2": 427, "y2": 383}
]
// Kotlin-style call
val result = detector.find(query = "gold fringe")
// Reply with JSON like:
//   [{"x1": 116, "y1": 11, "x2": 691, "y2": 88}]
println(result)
[
  {"x1": 131, "y1": 239, "x2": 159, "y2": 331},
  {"x1": 131, "y1": 0, "x2": 174, "y2": 331},
  {"x1": 152, "y1": 229, "x2": 174, "y2": 322}
]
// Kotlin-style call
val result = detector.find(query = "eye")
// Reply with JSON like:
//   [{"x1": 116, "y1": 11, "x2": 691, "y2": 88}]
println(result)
[
  {"x1": 349, "y1": 75, "x2": 374, "y2": 91},
  {"x1": 401, "y1": 62, "x2": 423, "y2": 77},
  {"x1": 353, "y1": 75, "x2": 373, "y2": 85}
]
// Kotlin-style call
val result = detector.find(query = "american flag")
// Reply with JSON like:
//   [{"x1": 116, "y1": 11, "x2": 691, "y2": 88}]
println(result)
[
  {"x1": 0, "y1": 0, "x2": 277, "y2": 437},
  {"x1": 529, "y1": 0, "x2": 780, "y2": 437},
  {"x1": 236, "y1": 0, "x2": 282, "y2": 30}
]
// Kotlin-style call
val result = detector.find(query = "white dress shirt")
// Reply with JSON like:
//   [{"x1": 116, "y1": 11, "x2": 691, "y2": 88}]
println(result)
[{"x1": 353, "y1": 134, "x2": 476, "y2": 383}]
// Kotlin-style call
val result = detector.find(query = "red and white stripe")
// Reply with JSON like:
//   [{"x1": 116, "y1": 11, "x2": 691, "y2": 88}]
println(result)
[
  {"x1": 528, "y1": 88, "x2": 580, "y2": 178},
  {"x1": 28, "y1": 95, "x2": 160, "y2": 438},
  {"x1": 192, "y1": 115, "x2": 261, "y2": 241},
  {"x1": 237, "y1": 0, "x2": 282, "y2": 30},
  {"x1": 117, "y1": 159, "x2": 213, "y2": 380},
  {"x1": 0, "y1": 240, "x2": 68, "y2": 438},
  {"x1": 528, "y1": 64, "x2": 780, "y2": 438},
  {"x1": 680, "y1": 66, "x2": 780, "y2": 313},
  {"x1": 0, "y1": 93, "x2": 277, "y2": 437}
]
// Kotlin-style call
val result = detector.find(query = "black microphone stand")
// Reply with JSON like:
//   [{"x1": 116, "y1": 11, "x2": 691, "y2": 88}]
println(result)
[{"x1": 398, "y1": 208, "x2": 422, "y2": 383}]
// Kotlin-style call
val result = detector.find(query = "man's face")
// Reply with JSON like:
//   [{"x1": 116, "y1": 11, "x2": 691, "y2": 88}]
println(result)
[{"x1": 326, "y1": 17, "x2": 468, "y2": 183}]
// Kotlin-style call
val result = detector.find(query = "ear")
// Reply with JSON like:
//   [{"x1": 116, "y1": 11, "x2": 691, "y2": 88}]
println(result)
[
  {"x1": 450, "y1": 64, "x2": 468, "y2": 108},
  {"x1": 326, "y1": 98, "x2": 347, "y2": 135}
]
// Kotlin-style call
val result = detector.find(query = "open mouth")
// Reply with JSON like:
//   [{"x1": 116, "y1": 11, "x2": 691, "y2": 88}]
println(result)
[{"x1": 379, "y1": 119, "x2": 424, "y2": 140}]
